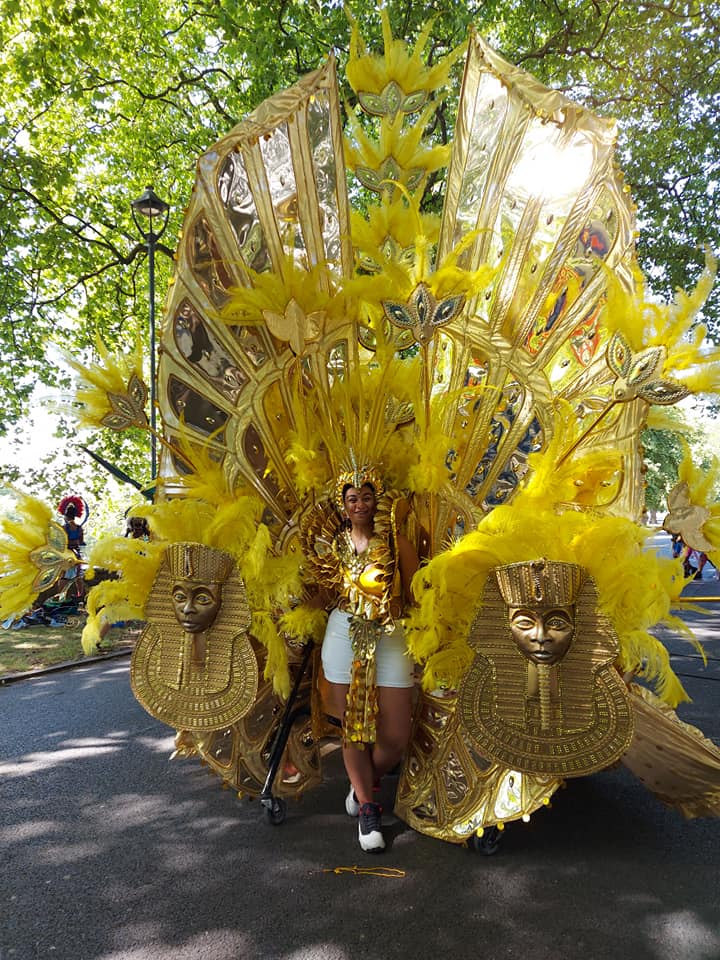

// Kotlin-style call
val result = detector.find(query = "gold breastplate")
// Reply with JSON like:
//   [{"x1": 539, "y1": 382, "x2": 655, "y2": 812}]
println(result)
[{"x1": 336, "y1": 527, "x2": 394, "y2": 622}]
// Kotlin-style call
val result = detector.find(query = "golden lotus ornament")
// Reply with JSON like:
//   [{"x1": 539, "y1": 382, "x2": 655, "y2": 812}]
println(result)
[
  {"x1": 381, "y1": 282, "x2": 466, "y2": 346},
  {"x1": 607, "y1": 331, "x2": 689, "y2": 405},
  {"x1": 100, "y1": 373, "x2": 150, "y2": 430},
  {"x1": 28, "y1": 521, "x2": 78, "y2": 592}
]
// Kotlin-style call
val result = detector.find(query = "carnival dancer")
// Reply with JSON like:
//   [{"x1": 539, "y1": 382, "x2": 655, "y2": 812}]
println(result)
[
  {"x1": 58, "y1": 495, "x2": 86, "y2": 558},
  {"x1": 301, "y1": 459, "x2": 418, "y2": 852},
  {"x1": 57, "y1": 494, "x2": 87, "y2": 602}
]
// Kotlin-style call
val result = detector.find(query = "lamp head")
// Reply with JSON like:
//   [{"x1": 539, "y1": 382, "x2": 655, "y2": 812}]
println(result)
[
  {"x1": 131, "y1": 185, "x2": 170, "y2": 219},
  {"x1": 130, "y1": 185, "x2": 170, "y2": 240}
]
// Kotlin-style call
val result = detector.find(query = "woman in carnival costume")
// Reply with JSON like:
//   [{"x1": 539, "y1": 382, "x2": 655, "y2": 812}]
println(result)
[
  {"x1": 57, "y1": 494, "x2": 87, "y2": 559},
  {"x1": 300, "y1": 457, "x2": 419, "y2": 851},
  {"x1": 57, "y1": 494, "x2": 88, "y2": 601}
]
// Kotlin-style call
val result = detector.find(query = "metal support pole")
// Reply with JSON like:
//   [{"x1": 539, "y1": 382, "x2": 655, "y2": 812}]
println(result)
[
  {"x1": 130, "y1": 186, "x2": 170, "y2": 482},
  {"x1": 147, "y1": 229, "x2": 157, "y2": 479}
]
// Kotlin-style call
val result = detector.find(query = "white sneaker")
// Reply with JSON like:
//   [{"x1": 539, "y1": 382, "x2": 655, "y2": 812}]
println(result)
[
  {"x1": 345, "y1": 785, "x2": 360, "y2": 817},
  {"x1": 358, "y1": 802, "x2": 385, "y2": 853}
]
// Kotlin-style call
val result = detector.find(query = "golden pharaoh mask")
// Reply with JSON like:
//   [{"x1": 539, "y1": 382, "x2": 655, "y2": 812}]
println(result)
[{"x1": 458, "y1": 561, "x2": 633, "y2": 777}]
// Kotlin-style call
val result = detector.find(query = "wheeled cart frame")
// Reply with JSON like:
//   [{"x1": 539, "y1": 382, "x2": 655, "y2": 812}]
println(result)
[{"x1": 259, "y1": 640, "x2": 316, "y2": 824}]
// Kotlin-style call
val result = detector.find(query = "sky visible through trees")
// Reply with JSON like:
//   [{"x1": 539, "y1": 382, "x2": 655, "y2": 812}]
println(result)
[{"x1": 0, "y1": 0, "x2": 717, "y2": 506}]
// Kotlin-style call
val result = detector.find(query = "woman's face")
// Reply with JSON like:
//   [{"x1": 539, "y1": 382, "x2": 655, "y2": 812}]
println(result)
[
  {"x1": 343, "y1": 484, "x2": 377, "y2": 526},
  {"x1": 508, "y1": 606, "x2": 575, "y2": 666},
  {"x1": 171, "y1": 582, "x2": 222, "y2": 634},
  {"x1": 128, "y1": 517, "x2": 147, "y2": 537}
]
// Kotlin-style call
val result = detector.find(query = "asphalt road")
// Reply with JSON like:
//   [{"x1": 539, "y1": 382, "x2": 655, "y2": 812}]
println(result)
[{"x1": 2, "y1": 533, "x2": 719, "y2": 960}]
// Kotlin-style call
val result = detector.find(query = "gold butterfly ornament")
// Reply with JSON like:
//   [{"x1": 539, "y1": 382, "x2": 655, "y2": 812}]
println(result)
[
  {"x1": 381, "y1": 282, "x2": 466, "y2": 346},
  {"x1": 606, "y1": 331, "x2": 689, "y2": 405},
  {"x1": 263, "y1": 298, "x2": 324, "y2": 356}
]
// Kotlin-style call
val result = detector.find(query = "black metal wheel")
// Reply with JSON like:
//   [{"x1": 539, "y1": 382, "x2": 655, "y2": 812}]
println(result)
[
  {"x1": 263, "y1": 796, "x2": 287, "y2": 825},
  {"x1": 470, "y1": 826, "x2": 502, "y2": 856}
]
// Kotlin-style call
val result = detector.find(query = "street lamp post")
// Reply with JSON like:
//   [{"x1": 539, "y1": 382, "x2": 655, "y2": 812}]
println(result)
[{"x1": 130, "y1": 185, "x2": 171, "y2": 480}]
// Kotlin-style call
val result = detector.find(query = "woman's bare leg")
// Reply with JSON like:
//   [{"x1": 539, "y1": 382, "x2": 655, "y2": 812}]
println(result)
[
  {"x1": 342, "y1": 744, "x2": 376, "y2": 804},
  {"x1": 325, "y1": 682, "x2": 413, "y2": 802},
  {"x1": 324, "y1": 680, "x2": 376, "y2": 803},
  {"x1": 372, "y1": 686, "x2": 413, "y2": 779}
]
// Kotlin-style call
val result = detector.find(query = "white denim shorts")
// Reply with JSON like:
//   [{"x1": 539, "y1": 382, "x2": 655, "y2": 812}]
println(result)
[{"x1": 321, "y1": 607, "x2": 414, "y2": 688}]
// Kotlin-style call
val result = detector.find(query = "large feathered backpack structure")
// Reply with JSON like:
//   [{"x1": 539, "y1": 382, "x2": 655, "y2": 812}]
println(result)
[
  {"x1": 158, "y1": 26, "x2": 643, "y2": 533},
  {"x1": 132, "y1": 15, "x2": 719, "y2": 840},
  {"x1": 5, "y1": 14, "x2": 718, "y2": 843}
]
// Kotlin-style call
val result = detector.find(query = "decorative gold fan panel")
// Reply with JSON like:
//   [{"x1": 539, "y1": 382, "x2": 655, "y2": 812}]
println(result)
[{"x1": 157, "y1": 58, "x2": 353, "y2": 517}]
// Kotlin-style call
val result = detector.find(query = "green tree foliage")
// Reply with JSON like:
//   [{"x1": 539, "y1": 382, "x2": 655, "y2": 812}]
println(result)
[
  {"x1": 641, "y1": 406, "x2": 713, "y2": 513},
  {"x1": 641, "y1": 425, "x2": 686, "y2": 514},
  {"x1": 0, "y1": 0, "x2": 718, "y2": 481}
]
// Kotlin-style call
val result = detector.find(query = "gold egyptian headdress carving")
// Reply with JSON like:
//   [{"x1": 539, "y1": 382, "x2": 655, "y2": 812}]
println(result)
[
  {"x1": 131, "y1": 542, "x2": 258, "y2": 731},
  {"x1": 458, "y1": 559, "x2": 633, "y2": 777},
  {"x1": 494, "y1": 559, "x2": 585, "y2": 608},
  {"x1": 165, "y1": 542, "x2": 235, "y2": 584}
]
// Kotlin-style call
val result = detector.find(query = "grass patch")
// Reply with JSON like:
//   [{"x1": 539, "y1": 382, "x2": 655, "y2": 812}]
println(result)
[{"x1": 0, "y1": 620, "x2": 137, "y2": 678}]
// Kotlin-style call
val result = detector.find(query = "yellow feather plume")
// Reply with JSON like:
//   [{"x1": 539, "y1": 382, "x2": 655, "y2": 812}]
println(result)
[
  {"x1": 0, "y1": 490, "x2": 78, "y2": 619},
  {"x1": 279, "y1": 606, "x2": 329, "y2": 644},
  {"x1": 524, "y1": 401, "x2": 623, "y2": 508},
  {"x1": 82, "y1": 536, "x2": 165, "y2": 654},
  {"x1": 281, "y1": 349, "x2": 413, "y2": 492},
  {"x1": 284, "y1": 434, "x2": 332, "y2": 499},
  {"x1": 344, "y1": 105, "x2": 450, "y2": 190},
  {"x1": 61, "y1": 334, "x2": 149, "y2": 431},
  {"x1": 677, "y1": 438, "x2": 720, "y2": 506},
  {"x1": 350, "y1": 195, "x2": 440, "y2": 265},
  {"x1": 603, "y1": 253, "x2": 720, "y2": 395},
  {"x1": 346, "y1": 9, "x2": 466, "y2": 98},
  {"x1": 417, "y1": 641, "x2": 475, "y2": 693},
  {"x1": 167, "y1": 424, "x2": 250, "y2": 503},
  {"x1": 281, "y1": 365, "x2": 333, "y2": 498},
  {"x1": 252, "y1": 610, "x2": 290, "y2": 698},
  {"x1": 402, "y1": 386, "x2": 460, "y2": 495}
]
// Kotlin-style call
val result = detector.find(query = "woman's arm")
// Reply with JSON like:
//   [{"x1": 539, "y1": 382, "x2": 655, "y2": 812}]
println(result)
[
  {"x1": 396, "y1": 534, "x2": 419, "y2": 605},
  {"x1": 303, "y1": 583, "x2": 336, "y2": 610}
]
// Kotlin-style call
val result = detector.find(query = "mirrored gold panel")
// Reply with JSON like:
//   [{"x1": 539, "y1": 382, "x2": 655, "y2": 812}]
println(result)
[
  {"x1": 218, "y1": 151, "x2": 271, "y2": 273},
  {"x1": 189, "y1": 216, "x2": 235, "y2": 307},
  {"x1": 167, "y1": 374, "x2": 228, "y2": 439},
  {"x1": 307, "y1": 90, "x2": 342, "y2": 269},
  {"x1": 173, "y1": 300, "x2": 248, "y2": 404}
]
